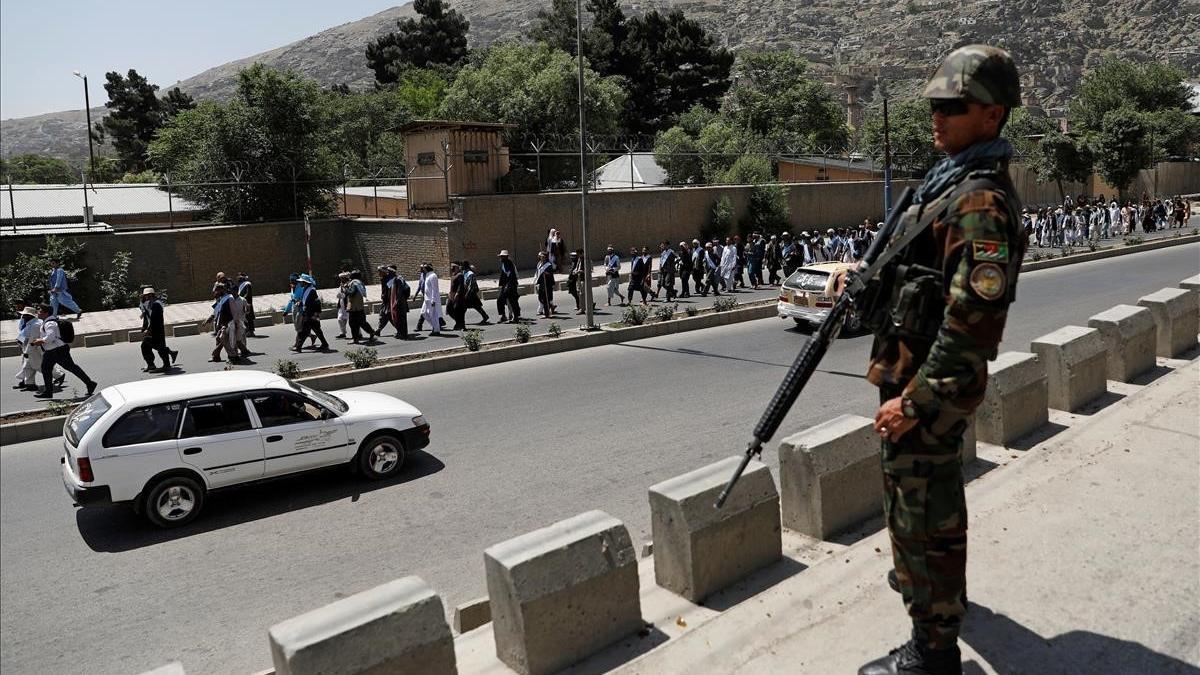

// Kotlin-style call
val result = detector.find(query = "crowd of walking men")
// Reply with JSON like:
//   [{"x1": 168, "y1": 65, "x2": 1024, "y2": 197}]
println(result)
[{"x1": 1023, "y1": 194, "x2": 1191, "y2": 248}]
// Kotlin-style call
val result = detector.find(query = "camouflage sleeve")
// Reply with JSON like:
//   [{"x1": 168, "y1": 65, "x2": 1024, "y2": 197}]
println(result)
[{"x1": 902, "y1": 188, "x2": 1018, "y2": 425}]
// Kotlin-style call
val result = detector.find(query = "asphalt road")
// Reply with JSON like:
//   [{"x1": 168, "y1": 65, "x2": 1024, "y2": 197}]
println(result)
[
  {"x1": 1, "y1": 283, "x2": 781, "y2": 415},
  {"x1": 1, "y1": 243, "x2": 1197, "y2": 674}
]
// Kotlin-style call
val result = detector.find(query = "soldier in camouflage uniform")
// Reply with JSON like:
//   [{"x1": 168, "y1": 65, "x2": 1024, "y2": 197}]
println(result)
[{"x1": 859, "y1": 45, "x2": 1026, "y2": 675}]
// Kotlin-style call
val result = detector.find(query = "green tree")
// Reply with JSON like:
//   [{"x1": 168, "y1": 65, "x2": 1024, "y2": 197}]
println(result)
[
  {"x1": 530, "y1": 0, "x2": 581, "y2": 56},
  {"x1": 1028, "y1": 131, "x2": 1094, "y2": 201},
  {"x1": 365, "y1": 0, "x2": 470, "y2": 85},
  {"x1": 619, "y1": 10, "x2": 733, "y2": 137},
  {"x1": 859, "y1": 99, "x2": 941, "y2": 177},
  {"x1": 583, "y1": 0, "x2": 628, "y2": 78},
  {"x1": 97, "y1": 69, "x2": 194, "y2": 172},
  {"x1": 150, "y1": 64, "x2": 337, "y2": 221},
  {"x1": 326, "y1": 87, "x2": 416, "y2": 174},
  {"x1": 652, "y1": 105, "x2": 716, "y2": 184},
  {"x1": 1093, "y1": 107, "x2": 1152, "y2": 196},
  {"x1": 439, "y1": 42, "x2": 625, "y2": 183},
  {"x1": 1070, "y1": 59, "x2": 1192, "y2": 135},
  {"x1": 0, "y1": 154, "x2": 79, "y2": 184},
  {"x1": 1001, "y1": 107, "x2": 1056, "y2": 159},
  {"x1": 724, "y1": 52, "x2": 848, "y2": 151}
]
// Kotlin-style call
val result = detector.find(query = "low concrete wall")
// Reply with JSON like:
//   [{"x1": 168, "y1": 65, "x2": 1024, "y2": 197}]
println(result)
[
  {"x1": 1030, "y1": 326, "x2": 1108, "y2": 412},
  {"x1": 484, "y1": 510, "x2": 641, "y2": 675},
  {"x1": 453, "y1": 597, "x2": 491, "y2": 634},
  {"x1": 1138, "y1": 287, "x2": 1199, "y2": 358},
  {"x1": 648, "y1": 456, "x2": 781, "y2": 602},
  {"x1": 267, "y1": 576, "x2": 456, "y2": 675},
  {"x1": 1087, "y1": 305, "x2": 1157, "y2": 383},
  {"x1": 976, "y1": 352, "x2": 1048, "y2": 446},
  {"x1": 777, "y1": 414, "x2": 880, "y2": 539},
  {"x1": 0, "y1": 415, "x2": 65, "y2": 446}
]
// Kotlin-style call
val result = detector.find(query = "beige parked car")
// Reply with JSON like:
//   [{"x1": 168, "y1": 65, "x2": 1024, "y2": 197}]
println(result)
[{"x1": 776, "y1": 261, "x2": 863, "y2": 333}]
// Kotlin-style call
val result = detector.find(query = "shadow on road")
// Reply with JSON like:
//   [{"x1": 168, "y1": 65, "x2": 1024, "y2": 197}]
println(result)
[
  {"x1": 74, "y1": 450, "x2": 445, "y2": 553},
  {"x1": 961, "y1": 602, "x2": 1200, "y2": 674}
]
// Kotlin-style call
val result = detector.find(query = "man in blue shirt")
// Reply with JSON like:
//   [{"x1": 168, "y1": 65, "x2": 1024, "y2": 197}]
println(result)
[{"x1": 48, "y1": 258, "x2": 82, "y2": 319}]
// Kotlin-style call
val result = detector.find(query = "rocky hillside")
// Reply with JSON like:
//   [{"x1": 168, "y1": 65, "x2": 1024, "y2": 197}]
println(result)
[{"x1": 3, "y1": 0, "x2": 1196, "y2": 160}]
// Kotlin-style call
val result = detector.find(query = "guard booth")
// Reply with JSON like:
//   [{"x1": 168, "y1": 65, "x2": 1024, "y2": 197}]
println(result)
[{"x1": 400, "y1": 120, "x2": 515, "y2": 217}]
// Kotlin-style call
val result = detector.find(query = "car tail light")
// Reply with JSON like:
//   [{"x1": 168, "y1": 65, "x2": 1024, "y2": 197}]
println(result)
[
  {"x1": 815, "y1": 295, "x2": 834, "y2": 308},
  {"x1": 778, "y1": 295, "x2": 788, "y2": 302},
  {"x1": 77, "y1": 456, "x2": 94, "y2": 482}
]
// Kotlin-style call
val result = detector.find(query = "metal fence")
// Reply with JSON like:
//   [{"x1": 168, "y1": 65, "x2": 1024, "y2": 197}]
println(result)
[{"x1": 4, "y1": 146, "x2": 1195, "y2": 233}]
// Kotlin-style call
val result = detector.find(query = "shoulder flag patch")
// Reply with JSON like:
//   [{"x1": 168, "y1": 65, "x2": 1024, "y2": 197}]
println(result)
[{"x1": 971, "y1": 240, "x2": 1008, "y2": 263}]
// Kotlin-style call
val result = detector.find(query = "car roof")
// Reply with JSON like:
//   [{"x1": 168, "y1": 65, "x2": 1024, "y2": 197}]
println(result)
[{"x1": 103, "y1": 371, "x2": 290, "y2": 407}]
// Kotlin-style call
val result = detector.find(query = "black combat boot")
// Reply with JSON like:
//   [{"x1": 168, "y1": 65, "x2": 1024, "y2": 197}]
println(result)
[
  {"x1": 858, "y1": 639, "x2": 962, "y2": 675},
  {"x1": 888, "y1": 569, "x2": 900, "y2": 592}
]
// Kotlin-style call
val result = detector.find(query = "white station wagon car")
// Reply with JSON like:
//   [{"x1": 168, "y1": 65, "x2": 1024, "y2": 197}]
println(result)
[{"x1": 61, "y1": 371, "x2": 430, "y2": 527}]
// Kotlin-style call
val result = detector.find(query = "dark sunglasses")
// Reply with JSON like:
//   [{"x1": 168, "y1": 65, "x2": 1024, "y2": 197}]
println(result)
[{"x1": 930, "y1": 99, "x2": 970, "y2": 117}]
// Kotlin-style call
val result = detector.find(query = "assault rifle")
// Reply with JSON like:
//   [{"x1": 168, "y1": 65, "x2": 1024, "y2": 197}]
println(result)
[{"x1": 714, "y1": 186, "x2": 919, "y2": 509}]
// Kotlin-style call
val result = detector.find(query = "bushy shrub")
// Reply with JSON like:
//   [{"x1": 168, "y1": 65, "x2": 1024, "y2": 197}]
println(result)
[
  {"x1": 99, "y1": 251, "x2": 138, "y2": 310},
  {"x1": 343, "y1": 347, "x2": 379, "y2": 369},
  {"x1": 514, "y1": 324, "x2": 531, "y2": 343},
  {"x1": 275, "y1": 359, "x2": 301, "y2": 379},
  {"x1": 653, "y1": 304, "x2": 677, "y2": 321},
  {"x1": 622, "y1": 305, "x2": 649, "y2": 325},
  {"x1": 685, "y1": 305, "x2": 699, "y2": 317},
  {"x1": 713, "y1": 296, "x2": 739, "y2": 312},
  {"x1": 0, "y1": 235, "x2": 86, "y2": 318},
  {"x1": 548, "y1": 322, "x2": 562, "y2": 338},
  {"x1": 462, "y1": 329, "x2": 483, "y2": 351}
]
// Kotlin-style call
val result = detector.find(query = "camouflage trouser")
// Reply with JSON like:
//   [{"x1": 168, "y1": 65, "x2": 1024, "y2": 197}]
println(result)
[{"x1": 879, "y1": 386, "x2": 968, "y2": 650}]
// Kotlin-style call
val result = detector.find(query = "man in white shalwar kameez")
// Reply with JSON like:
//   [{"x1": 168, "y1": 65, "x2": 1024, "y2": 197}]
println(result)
[
  {"x1": 719, "y1": 237, "x2": 738, "y2": 292},
  {"x1": 417, "y1": 263, "x2": 443, "y2": 336}
]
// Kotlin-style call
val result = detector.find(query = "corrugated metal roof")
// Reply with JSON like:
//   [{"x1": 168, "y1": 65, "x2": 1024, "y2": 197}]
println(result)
[
  {"x1": 0, "y1": 183, "x2": 203, "y2": 220},
  {"x1": 592, "y1": 152, "x2": 668, "y2": 190}
]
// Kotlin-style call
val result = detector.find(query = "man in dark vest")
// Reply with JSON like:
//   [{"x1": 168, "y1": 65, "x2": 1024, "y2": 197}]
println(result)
[
  {"x1": 496, "y1": 250, "x2": 521, "y2": 323},
  {"x1": 139, "y1": 287, "x2": 177, "y2": 372}
]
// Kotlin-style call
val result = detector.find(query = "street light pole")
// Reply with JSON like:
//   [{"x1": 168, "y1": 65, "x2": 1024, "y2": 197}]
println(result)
[
  {"x1": 576, "y1": 0, "x2": 597, "y2": 330},
  {"x1": 73, "y1": 71, "x2": 96, "y2": 184}
]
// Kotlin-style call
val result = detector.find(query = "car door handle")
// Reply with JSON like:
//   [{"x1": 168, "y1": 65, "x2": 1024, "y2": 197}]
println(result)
[
  {"x1": 265, "y1": 435, "x2": 283, "y2": 443},
  {"x1": 183, "y1": 447, "x2": 203, "y2": 455}
]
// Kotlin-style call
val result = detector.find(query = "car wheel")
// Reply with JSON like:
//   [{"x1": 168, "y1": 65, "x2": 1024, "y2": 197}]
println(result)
[
  {"x1": 144, "y1": 476, "x2": 205, "y2": 528},
  {"x1": 357, "y1": 434, "x2": 406, "y2": 480}
]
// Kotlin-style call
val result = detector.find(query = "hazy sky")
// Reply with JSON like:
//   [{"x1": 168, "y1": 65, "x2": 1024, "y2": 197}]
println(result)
[{"x1": 0, "y1": 0, "x2": 402, "y2": 119}]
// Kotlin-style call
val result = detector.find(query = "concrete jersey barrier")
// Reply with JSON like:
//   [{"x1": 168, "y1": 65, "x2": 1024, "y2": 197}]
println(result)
[
  {"x1": 648, "y1": 456, "x2": 781, "y2": 602},
  {"x1": 1138, "y1": 287, "x2": 1199, "y2": 358},
  {"x1": 1030, "y1": 326, "x2": 1108, "y2": 412},
  {"x1": 484, "y1": 510, "x2": 642, "y2": 675},
  {"x1": 777, "y1": 414, "x2": 880, "y2": 539},
  {"x1": 976, "y1": 352, "x2": 1048, "y2": 446},
  {"x1": 1086, "y1": 305, "x2": 1157, "y2": 383},
  {"x1": 268, "y1": 576, "x2": 456, "y2": 675}
]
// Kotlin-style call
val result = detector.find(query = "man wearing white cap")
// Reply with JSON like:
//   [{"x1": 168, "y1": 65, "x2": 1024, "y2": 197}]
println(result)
[
  {"x1": 12, "y1": 302, "x2": 63, "y2": 391},
  {"x1": 291, "y1": 273, "x2": 329, "y2": 351},
  {"x1": 139, "y1": 287, "x2": 178, "y2": 372}
]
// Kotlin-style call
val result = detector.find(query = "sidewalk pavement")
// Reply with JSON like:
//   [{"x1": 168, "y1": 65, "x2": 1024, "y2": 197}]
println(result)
[{"x1": 610, "y1": 356, "x2": 1200, "y2": 674}]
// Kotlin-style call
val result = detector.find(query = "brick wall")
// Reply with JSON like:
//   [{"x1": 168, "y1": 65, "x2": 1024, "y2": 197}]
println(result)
[{"x1": 0, "y1": 218, "x2": 452, "y2": 306}]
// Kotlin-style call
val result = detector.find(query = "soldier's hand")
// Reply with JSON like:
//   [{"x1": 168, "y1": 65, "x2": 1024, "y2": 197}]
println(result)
[{"x1": 874, "y1": 397, "x2": 918, "y2": 442}]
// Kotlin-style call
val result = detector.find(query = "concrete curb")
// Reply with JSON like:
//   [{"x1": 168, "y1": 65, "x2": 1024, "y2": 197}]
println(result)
[
  {"x1": 0, "y1": 414, "x2": 66, "y2": 446},
  {"x1": 1019, "y1": 233, "x2": 1199, "y2": 272}
]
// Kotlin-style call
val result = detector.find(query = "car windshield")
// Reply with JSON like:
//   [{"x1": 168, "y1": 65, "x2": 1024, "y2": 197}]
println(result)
[
  {"x1": 65, "y1": 393, "x2": 111, "y2": 446},
  {"x1": 288, "y1": 381, "x2": 348, "y2": 414},
  {"x1": 785, "y1": 269, "x2": 831, "y2": 292}
]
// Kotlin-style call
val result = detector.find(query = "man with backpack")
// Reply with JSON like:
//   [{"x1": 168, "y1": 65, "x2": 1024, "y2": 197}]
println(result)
[{"x1": 31, "y1": 304, "x2": 96, "y2": 399}]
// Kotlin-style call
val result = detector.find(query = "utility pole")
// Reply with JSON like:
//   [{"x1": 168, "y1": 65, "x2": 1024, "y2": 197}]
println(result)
[
  {"x1": 882, "y1": 94, "x2": 894, "y2": 218},
  {"x1": 72, "y1": 71, "x2": 96, "y2": 183},
  {"x1": 576, "y1": 0, "x2": 597, "y2": 330}
]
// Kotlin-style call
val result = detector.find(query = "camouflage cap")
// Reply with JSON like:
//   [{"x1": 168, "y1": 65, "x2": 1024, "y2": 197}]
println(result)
[{"x1": 922, "y1": 44, "x2": 1021, "y2": 107}]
